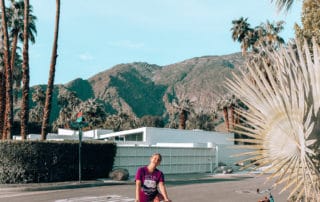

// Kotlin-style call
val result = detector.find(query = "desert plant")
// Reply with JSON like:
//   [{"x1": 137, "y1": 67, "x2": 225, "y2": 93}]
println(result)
[{"x1": 226, "y1": 38, "x2": 320, "y2": 201}]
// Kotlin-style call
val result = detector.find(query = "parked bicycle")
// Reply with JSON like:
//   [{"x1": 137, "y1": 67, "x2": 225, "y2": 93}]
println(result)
[{"x1": 257, "y1": 188, "x2": 274, "y2": 202}]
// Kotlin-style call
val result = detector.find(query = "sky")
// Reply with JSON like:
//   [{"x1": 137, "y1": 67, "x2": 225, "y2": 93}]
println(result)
[{"x1": 28, "y1": 0, "x2": 303, "y2": 86}]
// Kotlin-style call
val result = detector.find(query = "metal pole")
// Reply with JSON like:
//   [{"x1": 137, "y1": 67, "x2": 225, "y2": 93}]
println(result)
[{"x1": 79, "y1": 126, "x2": 82, "y2": 183}]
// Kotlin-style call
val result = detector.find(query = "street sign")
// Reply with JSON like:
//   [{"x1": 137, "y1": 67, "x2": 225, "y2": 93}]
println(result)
[{"x1": 76, "y1": 111, "x2": 83, "y2": 123}]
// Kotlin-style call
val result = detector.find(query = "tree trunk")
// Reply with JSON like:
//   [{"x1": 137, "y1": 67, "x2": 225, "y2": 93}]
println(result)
[
  {"x1": 0, "y1": 72, "x2": 5, "y2": 139},
  {"x1": 1, "y1": 0, "x2": 13, "y2": 139},
  {"x1": 223, "y1": 107, "x2": 229, "y2": 131},
  {"x1": 20, "y1": 0, "x2": 30, "y2": 140},
  {"x1": 10, "y1": 31, "x2": 19, "y2": 104},
  {"x1": 41, "y1": 0, "x2": 60, "y2": 140},
  {"x1": 230, "y1": 104, "x2": 235, "y2": 129},
  {"x1": 179, "y1": 110, "x2": 188, "y2": 129}
]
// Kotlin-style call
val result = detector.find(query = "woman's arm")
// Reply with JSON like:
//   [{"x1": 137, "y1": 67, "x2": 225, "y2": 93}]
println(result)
[
  {"x1": 135, "y1": 180, "x2": 141, "y2": 202},
  {"x1": 158, "y1": 181, "x2": 171, "y2": 202}
]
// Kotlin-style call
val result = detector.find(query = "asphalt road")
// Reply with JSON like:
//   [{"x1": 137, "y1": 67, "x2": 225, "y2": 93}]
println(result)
[{"x1": 0, "y1": 174, "x2": 290, "y2": 202}]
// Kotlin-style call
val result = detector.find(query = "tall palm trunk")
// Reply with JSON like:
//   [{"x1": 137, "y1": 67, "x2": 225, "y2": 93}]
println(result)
[
  {"x1": 178, "y1": 110, "x2": 188, "y2": 129},
  {"x1": 10, "y1": 31, "x2": 19, "y2": 104},
  {"x1": 20, "y1": 0, "x2": 30, "y2": 140},
  {"x1": 1, "y1": 0, "x2": 13, "y2": 139},
  {"x1": 223, "y1": 106, "x2": 229, "y2": 131},
  {"x1": 41, "y1": 0, "x2": 60, "y2": 140},
  {"x1": 230, "y1": 104, "x2": 235, "y2": 129},
  {"x1": 0, "y1": 72, "x2": 5, "y2": 139}
]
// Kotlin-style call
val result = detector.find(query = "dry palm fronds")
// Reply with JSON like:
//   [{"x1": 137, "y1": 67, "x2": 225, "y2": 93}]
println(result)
[{"x1": 226, "y1": 38, "x2": 320, "y2": 201}]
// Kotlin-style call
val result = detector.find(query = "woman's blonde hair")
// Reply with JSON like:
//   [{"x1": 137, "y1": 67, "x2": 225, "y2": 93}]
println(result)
[{"x1": 151, "y1": 153, "x2": 162, "y2": 161}]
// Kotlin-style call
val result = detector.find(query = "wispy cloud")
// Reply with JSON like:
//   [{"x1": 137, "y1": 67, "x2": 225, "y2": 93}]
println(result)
[
  {"x1": 108, "y1": 40, "x2": 145, "y2": 49},
  {"x1": 79, "y1": 52, "x2": 94, "y2": 61}
]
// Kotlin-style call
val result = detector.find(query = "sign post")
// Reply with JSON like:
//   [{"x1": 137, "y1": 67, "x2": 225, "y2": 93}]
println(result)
[{"x1": 71, "y1": 111, "x2": 88, "y2": 183}]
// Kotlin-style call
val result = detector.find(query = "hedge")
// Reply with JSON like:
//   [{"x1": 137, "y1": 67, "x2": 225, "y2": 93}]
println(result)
[{"x1": 0, "y1": 140, "x2": 116, "y2": 183}]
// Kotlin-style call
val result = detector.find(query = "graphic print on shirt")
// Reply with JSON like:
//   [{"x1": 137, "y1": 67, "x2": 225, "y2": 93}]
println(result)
[{"x1": 142, "y1": 174, "x2": 158, "y2": 197}]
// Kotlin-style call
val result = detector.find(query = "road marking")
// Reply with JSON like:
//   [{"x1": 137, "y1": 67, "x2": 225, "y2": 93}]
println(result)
[{"x1": 55, "y1": 195, "x2": 135, "y2": 202}]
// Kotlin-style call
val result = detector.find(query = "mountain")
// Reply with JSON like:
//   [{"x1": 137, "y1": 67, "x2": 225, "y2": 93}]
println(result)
[{"x1": 31, "y1": 52, "x2": 245, "y2": 123}]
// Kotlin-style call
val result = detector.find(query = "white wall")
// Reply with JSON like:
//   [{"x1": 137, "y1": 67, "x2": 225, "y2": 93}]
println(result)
[
  {"x1": 113, "y1": 144, "x2": 252, "y2": 176},
  {"x1": 145, "y1": 127, "x2": 234, "y2": 145},
  {"x1": 114, "y1": 145, "x2": 216, "y2": 176}
]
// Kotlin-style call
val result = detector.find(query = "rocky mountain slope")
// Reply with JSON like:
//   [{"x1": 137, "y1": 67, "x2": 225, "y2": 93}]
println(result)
[
  {"x1": 25, "y1": 52, "x2": 245, "y2": 128},
  {"x1": 62, "y1": 52, "x2": 245, "y2": 119}
]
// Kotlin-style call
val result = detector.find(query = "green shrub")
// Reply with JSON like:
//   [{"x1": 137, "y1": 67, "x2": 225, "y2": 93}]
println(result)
[{"x1": 0, "y1": 140, "x2": 116, "y2": 183}]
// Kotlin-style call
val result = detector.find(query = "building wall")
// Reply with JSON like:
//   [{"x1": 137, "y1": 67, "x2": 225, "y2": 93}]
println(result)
[
  {"x1": 114, "y1": 145, "x2": 217, "y2": 176},
  {"x1": 145, "y1": 127, "x2": 234, "y2": 145},
  {"x1": 113, "y1": 144, "x2": 251, "y2": 176}
]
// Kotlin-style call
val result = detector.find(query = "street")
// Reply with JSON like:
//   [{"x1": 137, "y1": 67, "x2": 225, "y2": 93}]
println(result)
[{"x1": 0, "y1": 174, "x2": 290, "y2": 202}]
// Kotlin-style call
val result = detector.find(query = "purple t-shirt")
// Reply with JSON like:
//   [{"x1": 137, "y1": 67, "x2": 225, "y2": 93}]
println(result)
[{"x1": 135, "y1": 166, "x2": 164, "y2": 201}]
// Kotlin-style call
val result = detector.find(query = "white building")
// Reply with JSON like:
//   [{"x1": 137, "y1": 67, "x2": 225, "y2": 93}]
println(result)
[{"x1": 101, "y1": 127, "x2": 247, "y2": 175}]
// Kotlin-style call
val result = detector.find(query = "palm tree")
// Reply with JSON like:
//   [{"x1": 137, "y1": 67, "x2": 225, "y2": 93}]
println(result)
[
  {"x1": 29, "y1": 86, "x2": 45, "y2": 123},
  {"x1": 1, "y1": 0, "x2": 13, "y2": 139},
  {"x1": 227, "y1": 39, "x2": 320, "y2": 201},
  {"x1": 41, "y1": 0, "x2": 60, "y2": 140},
  {"x1": 172, "y1": 98, "x2": 194, "y2": 130},
  {"x1": 0, "y1": 31, "x2": 5, "y2": 139},
  {"x1": 187, "y1": 111, "x2": 215, "y2": 131},
  {"x1": 139, "y1": 115, "x2": 165, "y2": 128},
  {"x1": 8, "y1": 1, "x2": 36, "y2": 77},
  {"x1": 231, "y1": 17, "x2": 254, "y2": 55},
  {"x1": 217, "y1": 97, "x2": 231, "y2": 131},
  {"x1": 73, "y1": 99, "x2": 107, "y2": 129},
  {"x1": 104, "y1": 114, "x2": 121, "y2": 131},
  {"x1": 104, "y1": 112, "x2": 138, "y2": 131},
  {"x1": 20, "y1": 0, "x2": 34, "y2": 139},
  {"x1": 253, "y1": 20, "x2": 285, "y2": 52},
  {"x1": 53, "y1": 87, "x2": 81, "y2": 131},
  {"x1": 0, "y1": 70, "x2": 5, "y2": 139},
  {"x1": 7, "y1": 2, "x2": 37, "y2": 139}
]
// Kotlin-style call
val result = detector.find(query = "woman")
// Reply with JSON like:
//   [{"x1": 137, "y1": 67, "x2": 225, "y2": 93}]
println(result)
[{"x1": 135, "y1": 153, "x2": 171, "y2": 202}]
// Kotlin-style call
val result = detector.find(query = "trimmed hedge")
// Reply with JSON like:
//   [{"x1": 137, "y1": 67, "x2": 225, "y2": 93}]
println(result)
[{"x1": 0, "y1": 140, "x2": 116, "y2": 183}]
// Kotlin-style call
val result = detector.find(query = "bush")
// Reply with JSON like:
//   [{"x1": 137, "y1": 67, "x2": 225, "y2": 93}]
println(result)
[{"x1": 0, "y1": 140, "x2": 116, "y2": 183}]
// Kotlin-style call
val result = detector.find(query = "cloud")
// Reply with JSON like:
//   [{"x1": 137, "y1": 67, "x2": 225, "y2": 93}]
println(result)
[
  {"x1": 79, "y1": 52, "x2": 94, "y2": 61},
  {"x1": 108, "y1": 40, "x2": 145, "y2": 49}
]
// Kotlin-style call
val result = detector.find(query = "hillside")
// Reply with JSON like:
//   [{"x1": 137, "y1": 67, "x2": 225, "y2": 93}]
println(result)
[
  {"x1": 85, "y1": 53, "x2": 244, "y2": 117},
  {"x1": 29, "y1": 52, "x2": 245, "y2": 125}
]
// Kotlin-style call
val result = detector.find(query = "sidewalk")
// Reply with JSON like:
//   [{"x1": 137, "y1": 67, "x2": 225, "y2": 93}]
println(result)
[{"x1": 0, "y1": 172, "x2": 254, "y2": 192}]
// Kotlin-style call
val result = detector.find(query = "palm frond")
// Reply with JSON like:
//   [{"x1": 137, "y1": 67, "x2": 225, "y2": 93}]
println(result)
[{"x1": 227, "y1": 38, "x2": 320, "y2": 201}]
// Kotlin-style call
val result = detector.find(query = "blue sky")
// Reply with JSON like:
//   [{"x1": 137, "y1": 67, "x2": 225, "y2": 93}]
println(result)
[{"x1": 28, "y1": 0, "x2": 303, "y2": 86}]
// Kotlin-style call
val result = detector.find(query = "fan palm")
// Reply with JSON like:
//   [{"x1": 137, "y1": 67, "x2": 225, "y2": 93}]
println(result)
[
  {"x1": 8, "y1": 0, "x2": 37, "y2": 83},
  {"x1": 172, "y1": 98, "x2": 194, "y2": 129},
  {"x1": 226, "y1": 39, "x2": 320, "y2": 201},
  {"x1": 231, "y1": 17, "x2": 254, "y2": 55},
  {"x1": 52, "y1": 87, "x2": 81, "y2": 131},
  {"x1": 254, "y1": 20, "x2": 285, "y2": 52},
  {"x1": 8, "y1": 1, "x2": 37, "y2": 138},
  {"x1": 29, "y1": 86, "x2": 45, "y2": 123}
]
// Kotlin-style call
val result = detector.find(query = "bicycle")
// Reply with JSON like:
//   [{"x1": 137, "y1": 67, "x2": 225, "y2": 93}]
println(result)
[{"x1": 256, "y1": 188, "x2": 274, "y2": 202}]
